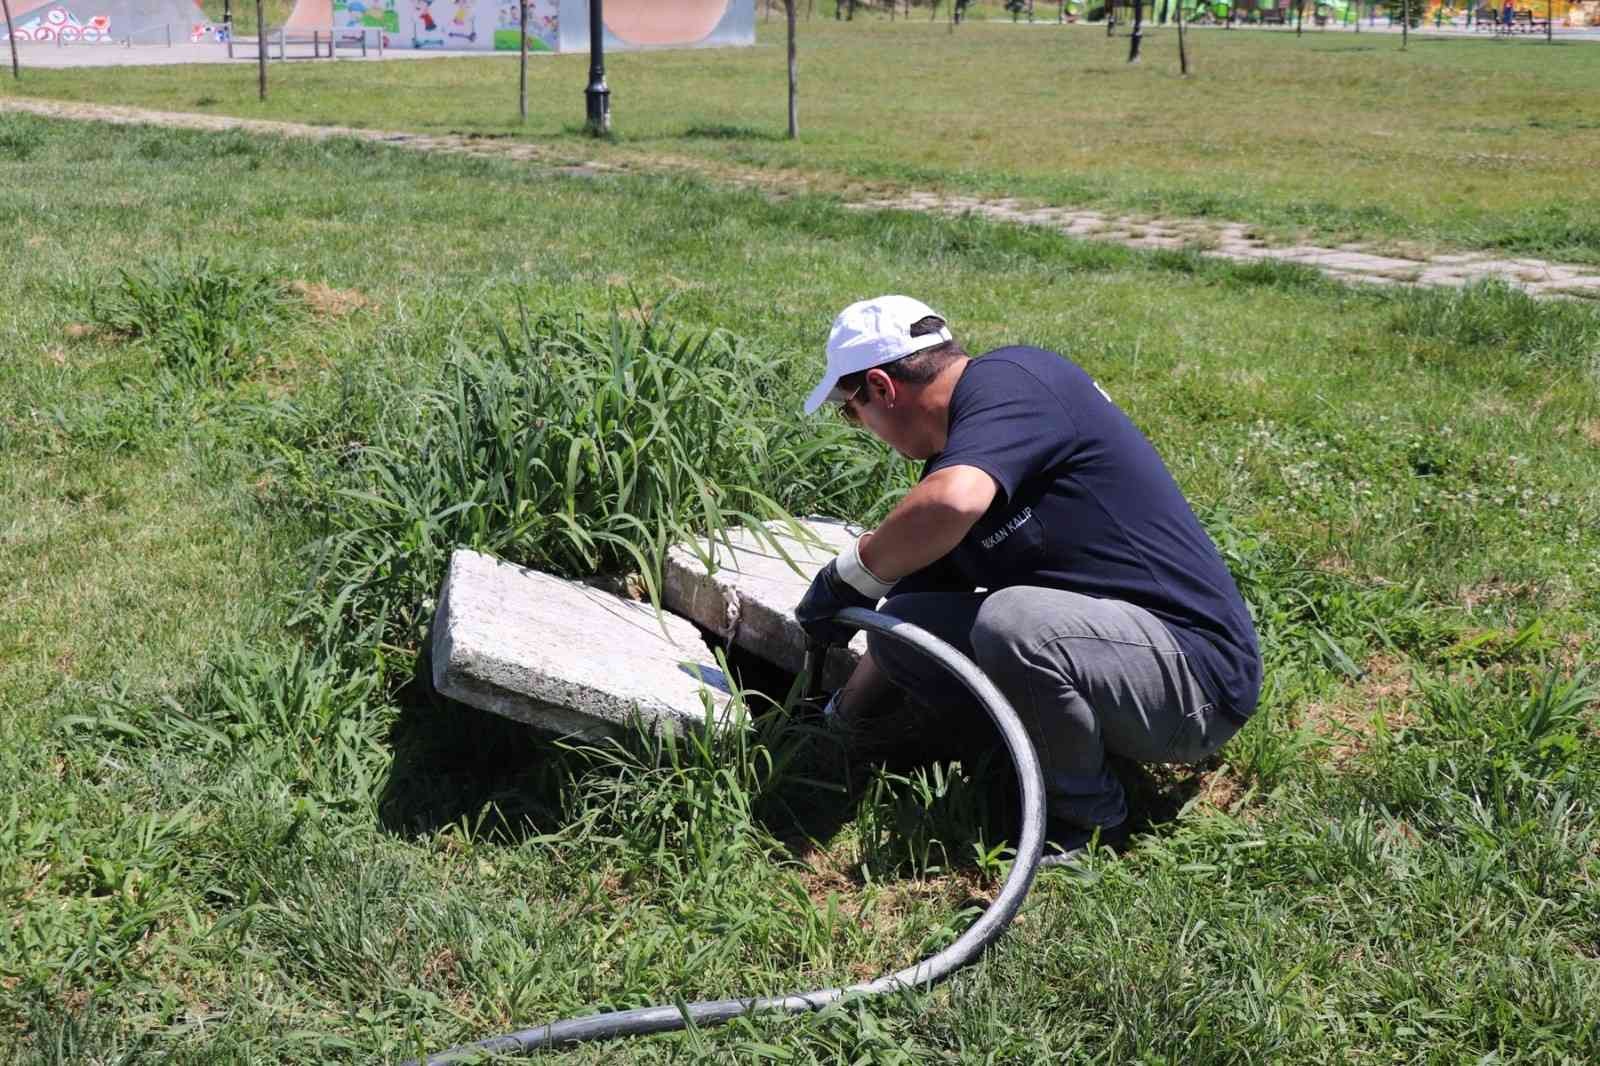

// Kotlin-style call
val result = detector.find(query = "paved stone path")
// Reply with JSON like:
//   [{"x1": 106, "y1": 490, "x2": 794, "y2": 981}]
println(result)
[{"x1": 6, "y1": 96, "x2": 1599, "y2": 301}]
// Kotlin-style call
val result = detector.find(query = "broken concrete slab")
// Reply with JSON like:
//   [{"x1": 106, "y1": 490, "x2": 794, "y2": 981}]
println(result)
[
  {"x1": 664, "y1": 519, "x2": 869, "y2": 691},
  {"x1": 432, "y1": 549, "x2": 735, "y2": 740}
]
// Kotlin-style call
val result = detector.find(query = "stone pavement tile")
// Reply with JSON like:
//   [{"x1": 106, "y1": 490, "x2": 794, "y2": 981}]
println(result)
[
  {"x1": 432, "y1": 549, "x2": 735, "y2": 739},
  {"x1": 664, "y1": 519, "x2": 868, "y2": 690},
  {"x1": 1457, "y1": 259, "x2": 1553, "y2": 278},
  {"x1": 1125, "y1": 235, "x2": 1187, "y2": 249},
  {"x1": 1201, "y1": 247, "x2": 1268, "y2": 263},
  {"x1": 1312, "y1": 251, "x2": 1427, "y2": 273}
]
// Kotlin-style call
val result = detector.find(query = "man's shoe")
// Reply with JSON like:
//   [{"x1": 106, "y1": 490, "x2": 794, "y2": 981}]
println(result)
[{"x1": 1039, "y1": 818, "x2": 1132, "y2": 867}]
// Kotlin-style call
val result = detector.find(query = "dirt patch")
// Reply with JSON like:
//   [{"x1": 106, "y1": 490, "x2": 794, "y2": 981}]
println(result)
[
  {"x1": 63, "y1": 323, "x2": 103, "y2": 341},
  {"x1": 1125, "y1": 755, "x2": 1247, "y2": 821},
  {"x1": 1457, "y1": 580, "x2": 1538, "y2": 612},
  {"x1": 1583, "y1": 421, "x2": 1600, "y2": 448},
  {"x1": 289, "y1": 280, "x2": 374, "y2": 318},
  {"x1": 1192, "y1": 765, "x2": 1247, "y2": 814},
  {"x1": 793, "y1": 842, "x2": 995, "y2": 947},
  {"x1": 1297, "y1": 653, "x2": 1416, "y2": 765},
  {"x1": 1316, "y1": 553, "x2": 1356, "y2": 577},
  {"x1": 796, "y1": 846, "x2": 857, "y2": 912},
  {"x1": 418, "y1": 947, "x2": 460, "y2": 983}
]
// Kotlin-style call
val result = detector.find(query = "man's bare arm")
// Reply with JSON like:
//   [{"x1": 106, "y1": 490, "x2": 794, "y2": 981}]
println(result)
[{"x1": 856, "y1": 464, "x2": 997, "y2": 584}]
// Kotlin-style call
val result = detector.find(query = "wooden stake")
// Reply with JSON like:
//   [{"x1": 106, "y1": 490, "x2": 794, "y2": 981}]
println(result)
[
  {"x1": 255, "y1": 0, "x2": 267, "y2": 99},
  {"x1": 1177, "y1": 0, "x2": 1188, "y2": 73},
  {"x1": 3, "y1": 0, "x2": 19, "y2": 81},
  {"x1": 786, "y1": 0, "x2": 798, "y2": 139}
]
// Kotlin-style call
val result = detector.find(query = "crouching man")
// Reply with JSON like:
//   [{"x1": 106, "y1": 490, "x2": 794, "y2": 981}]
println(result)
[{"x1": 795, "y1": 296, "x2": 1262, "y2": 859}]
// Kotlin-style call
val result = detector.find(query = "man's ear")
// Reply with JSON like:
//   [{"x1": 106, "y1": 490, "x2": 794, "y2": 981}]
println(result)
[{"x1": 865, "y1": 367, "x2": 896, "y2": 406}]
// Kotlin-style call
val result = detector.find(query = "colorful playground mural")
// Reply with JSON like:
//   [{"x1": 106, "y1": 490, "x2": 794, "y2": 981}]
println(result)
[
  {"x1": 286, "y1": 0, "x2": 561, "y2": 50},
  {"x1": 1, "y1": 0, "x2": 211, "y2": 41},
  {"x1": 280, "y1": 0, "x2": 753, "y2": 52}
]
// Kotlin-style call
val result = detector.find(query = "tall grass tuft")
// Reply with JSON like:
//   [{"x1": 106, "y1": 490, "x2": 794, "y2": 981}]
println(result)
[
  {"x1": 292, "y1": 303, "x2": 898, "y2": 648},
  {"x1": 85, "y1": 258, "x2": 299, "y2": 386},
  {"x1": 0, "y1": 115, "x2": 47, "y2": 163},
  {"x1": 1388, "y1": 282, "x2": 1600, "y2": 376}
]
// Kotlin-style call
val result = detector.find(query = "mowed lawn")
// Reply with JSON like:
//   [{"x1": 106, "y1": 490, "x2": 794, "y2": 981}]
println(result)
[
  {"x1": 2, "y1": 105, "x2": 1599, "y2": 1065},
  {"x1": 4, "y1": 17, "x2": 1599, "y2": 262}
]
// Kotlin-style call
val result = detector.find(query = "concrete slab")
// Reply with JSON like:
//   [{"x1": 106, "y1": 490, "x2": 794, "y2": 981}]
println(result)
[
  {"x1": 432, "y1": 549, "x2": 734, "y2": 740},
  {"x1": 664, "y1": 519, "x2": 869, "y2": 690}
]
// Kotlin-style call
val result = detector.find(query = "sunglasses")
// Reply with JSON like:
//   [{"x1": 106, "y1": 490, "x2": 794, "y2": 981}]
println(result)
[{"x1": 828, "y1": 382, "x2": 866, "y2": 424}]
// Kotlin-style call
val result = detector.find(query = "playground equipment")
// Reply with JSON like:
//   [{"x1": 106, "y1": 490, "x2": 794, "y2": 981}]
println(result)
[{"x1": 276, "y1": 0, "x2": 754, "y2": 54}]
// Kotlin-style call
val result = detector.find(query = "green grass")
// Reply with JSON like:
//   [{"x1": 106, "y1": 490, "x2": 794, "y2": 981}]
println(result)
[
  {"x1": 5, "y1": 18, "x2": 1600, "y2": 262},
  {"x1": 2, "y1": 111, "x2": 1599, "y2": 1064}
]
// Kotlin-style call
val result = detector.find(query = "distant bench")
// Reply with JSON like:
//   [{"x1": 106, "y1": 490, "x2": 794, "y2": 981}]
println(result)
[
  {"x1": 1474, "y1": 6, "x2": 1552, "y2": 31},
  {"x1": 227, "y1": 24, "x2": 382, "y2": 59},
  {"x1": 1260, "y1": 7, "x2": 1288, "y2": 23}
]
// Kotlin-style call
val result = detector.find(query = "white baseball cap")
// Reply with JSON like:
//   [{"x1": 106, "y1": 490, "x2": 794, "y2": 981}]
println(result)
[{"x1": 804, "y1": 295, "x2": 952, "y2": 415}]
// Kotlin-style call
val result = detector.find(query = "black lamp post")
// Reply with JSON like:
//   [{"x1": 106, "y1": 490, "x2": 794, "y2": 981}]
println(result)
[{"x1": 586, "y1": 0, "x2": 610, "y2": 135}]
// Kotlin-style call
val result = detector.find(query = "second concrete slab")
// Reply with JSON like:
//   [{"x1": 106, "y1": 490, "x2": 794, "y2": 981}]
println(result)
[{"x1": 662, "y1": 518, "x2": 869, "y2": 690}]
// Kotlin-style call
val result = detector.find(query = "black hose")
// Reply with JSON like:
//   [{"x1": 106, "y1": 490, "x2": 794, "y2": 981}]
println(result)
[{"x1": 405, "y1": 606, "x2": 1048, "y2": 1065}]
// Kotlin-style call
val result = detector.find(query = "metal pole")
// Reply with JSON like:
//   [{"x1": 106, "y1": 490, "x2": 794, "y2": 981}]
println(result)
[
  {"x1": 585, "y1": 0, "x2": 609, "y2": 135},
  {"x1": 1401, "y1": 0, "x2": 1408, "y2": 46},
  {"x1": 786, "y1": 0, "x2": 798, "y2": 139},
  {"x1": 1177, "y1": 0, "x2": 1188, "y2": 73},
  {"x1": 519, "y1": 0, "x2": 528, "y2": 122},
  {"x1": 255, "y1": 0, "x2": 266, "y2": 99},
  {"x1": 1128, "y1": 0, "x2": 1143, "y2": 59},
  {"x1": 1547, "y1": 0, "x2": 1553, "y2": 40},
  {"x1": 3, "y1": 0, "x2": 19, "y2": 80}
]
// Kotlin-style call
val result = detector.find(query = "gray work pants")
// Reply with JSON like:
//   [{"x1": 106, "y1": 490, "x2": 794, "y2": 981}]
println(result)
[{"x1": 867, "y1": 586, "x2": 1241, "y2": 830}]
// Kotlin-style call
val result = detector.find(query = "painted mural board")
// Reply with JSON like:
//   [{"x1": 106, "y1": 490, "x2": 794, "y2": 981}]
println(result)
[
  {"x1": 279, "y1": 0, "x2": 752, "y2": 52},
  {"x1": 559, "y1": 0, "x2": 754, "y2": 52},
  {"x1": 2, "y1": 0, "x2": 214, "y2": 41}
]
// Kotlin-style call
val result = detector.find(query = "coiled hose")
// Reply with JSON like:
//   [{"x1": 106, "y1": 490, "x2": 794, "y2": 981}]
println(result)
[{"x1": 406, "y1": 606, "x2": 1048, "y2": 1065}]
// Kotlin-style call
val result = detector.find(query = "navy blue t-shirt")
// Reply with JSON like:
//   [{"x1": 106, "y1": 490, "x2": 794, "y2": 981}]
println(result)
[{"x1": 915, "y1": 346, "x2": 1261, "y2": 720}]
